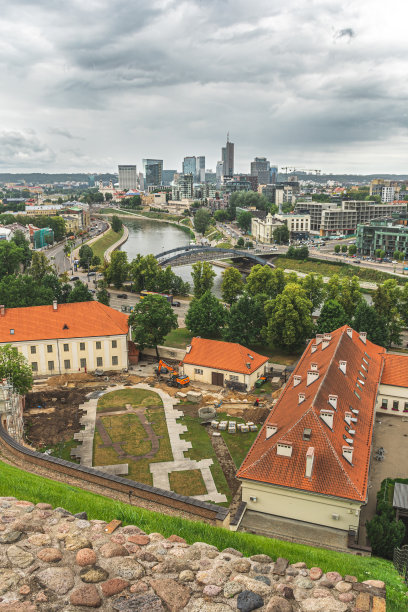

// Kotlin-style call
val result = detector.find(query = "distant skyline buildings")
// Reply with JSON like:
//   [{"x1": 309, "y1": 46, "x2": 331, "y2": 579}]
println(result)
[
  {"x1": 142, "y1": 159, "x2": 163, "y2": 187},
  {"x1": 118, "y1": 165, "x2": 137, "y2": 190},
  {"x1": 221, "y1": 134, "x2": 234, "y2": 177}
]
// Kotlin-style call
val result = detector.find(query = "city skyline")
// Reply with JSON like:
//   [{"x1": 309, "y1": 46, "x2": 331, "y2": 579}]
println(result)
[{"x1": 0, "y1": 0, "x2": 407, "y2": 174}]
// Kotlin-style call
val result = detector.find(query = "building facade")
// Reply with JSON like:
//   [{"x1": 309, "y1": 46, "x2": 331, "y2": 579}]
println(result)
[
  {"x1": 250, "y1": 157, "x2": 271, "y2": 185},
  {"x1": 0, "y1": 302, "x2": 130, "y2": 377},
  {"x1": 143, "y1": 159, "x2": 163, "y2": 187},
  {"x1": 118, "y1": 165, "x2": 137, "y2": 190},
  {"x1": 171, "y1": 173, "x2": 194, "y2": 200},
  {"x1": 221, "y1": 135, "x2": 234, "y2": 177},
  {"x1": 182, "y1": 157, "x2": 196, "y2": 176},
  {"x1": 356, "y1": 216, "x2": 408, "y2": 256}
]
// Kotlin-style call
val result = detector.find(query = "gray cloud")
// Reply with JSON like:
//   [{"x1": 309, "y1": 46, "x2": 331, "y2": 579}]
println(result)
[
  {"x1": 335, "y1": 28, "x2": 355, "y2": 40},
  {"x1": 0, "y1": 131, "x2": 55, "y2": 168}
]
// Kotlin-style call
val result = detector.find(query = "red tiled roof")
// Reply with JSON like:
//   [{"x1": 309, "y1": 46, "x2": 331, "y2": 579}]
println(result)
[
  {"x1": 381, "y1": 354, "x2": 408, "y2": 388},
  {"x1": 182, "y1": 337, "x2": 268, "y2": 375},
  {"x1": 237, "y1": 327, "x2": 385, "y2": 503},
  {"x1": 0, "y1": 302, "x2": 128, "y2": 343}
]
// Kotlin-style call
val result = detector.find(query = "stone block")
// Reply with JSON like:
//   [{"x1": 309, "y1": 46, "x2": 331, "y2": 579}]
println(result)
[{"x1": 186, "y1": 391, "x2": 202, "y2": 403}]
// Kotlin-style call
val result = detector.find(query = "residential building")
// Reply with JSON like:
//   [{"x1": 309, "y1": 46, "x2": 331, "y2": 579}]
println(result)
[
  {"x1": 162, "y1": 170, "x2": 177, "y2": 187},
  {"x1": 221, "y1": 134, "x2": 234, "y2": 176},
  {"x1": 171, "y1": 173, "x2": 194, "y2": 200},
  {"x1": 381, "y1": 186, "x2": 395, "y2": 203},
  {"x1": 0, "y1": 380, "x2": 24, "y2": 443},
  {"x1": 251, "y1": 212, "x2": 310, "y2": 243},
  {"x1": 377, "y1": 354, "x2": 408, "y2": 416},
  {"x1": 61, "y1": 215, "x2": 80, "y2": 234},
  {"x1": 182, "y1": 338, "x2": 268, "y2": 390},
  {"x1": 276, "y1": 212, "x2": 310, "y2": 237},
  {"x1": 182, "y1": 157, "x2": 196, "y2": 176},
  {"x1": 64, "y1": 203, "x2": 90, "y2": 229},
  {"x1": 250, "y1": 157, "x2": 271, "y2": 186},
  {"x1": 237, "y1": 326, "x2": 385, "y2": 545},
  {"x1": 143, "y1": 159, "x2": 163, "y2": 187},
  {"x1": 24, "y1": 204, "x2": 65, "y2": 216},
  {"x1": 205, "y1": 171, "x2": 216, "y2": 183},
  {"x1": 356, "y1": 215, "x2": 408, "y2": 256},
  {"x1": 369, "y1": 179, "x2": 400, "y2": 200},
  {"x1": 3, "y1": 223, "x2": 30, "y2": 241},
  {"x1": 118, "y1": 165, "x2": 137, "y2": 190},
  {"x1": 0, "y1": 301, "x2": 130, "y2": 377}
]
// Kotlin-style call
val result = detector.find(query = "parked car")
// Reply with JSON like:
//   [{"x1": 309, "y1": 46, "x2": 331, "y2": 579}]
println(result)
[
  {"x1": 70, "y1": 276, "x2": 79, "y2": 281},
  {"x1": 88, "y1": 271, "x2": 96, "y2": 276},
  {"x1": 172, "y1": 301, "x2": 181, "y2": 307},
  {"x1": 116, "y1": 293, "x2": 128, "y2": 299}
]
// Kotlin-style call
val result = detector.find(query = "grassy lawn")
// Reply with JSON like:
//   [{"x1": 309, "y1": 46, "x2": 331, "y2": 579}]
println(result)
[
  {"x1": 39, "y1": 438, "x2": 79, "y2": 462},
  {"x1": 91, "y1": 226, "x2": 124, "y2": 261},
  {"x1": 216, "y1": 412, "x2": 260, "y2": 469},
  {"x1": 163, "y1": 328, "x2": 193, "y2": 349},
  {"x1": 275, "y1": 256, "x2": 407, "y2": 285},
  {"x1": 97, "y1": 389, "x2": 162, "y2": 413},
  {"x1": 93, "y1": 405, "x2": 173, "y2": 485},
  {"x1": 99, "y1": 208, "x2": 134, "y2": 215},
  {"x1": 178, "y1": 414, "x2": 231, "y2": 505},
  {"x1": 0, "y1": 461, "x2": 405, "y2": 611},
  {"x1": 169, "y1": 469, "x2": 207, "y2": 496}
]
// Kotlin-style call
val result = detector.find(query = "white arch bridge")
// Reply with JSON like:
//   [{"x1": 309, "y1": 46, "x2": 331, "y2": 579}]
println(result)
[{"x1": 155, "y1": 245, "x2": 275, "y2": 267}]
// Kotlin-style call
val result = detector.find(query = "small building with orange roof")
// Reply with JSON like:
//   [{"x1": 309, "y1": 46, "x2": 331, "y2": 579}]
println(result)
[
  {"x1": 0, "y1": 301, "x2": 129, "y2": 377},
  {"x1": 377, "y1": 353, "x2": 408, "y2": 415},
  {"x1": 182, "y1": 337, "x2": 269, "y2": 390}
]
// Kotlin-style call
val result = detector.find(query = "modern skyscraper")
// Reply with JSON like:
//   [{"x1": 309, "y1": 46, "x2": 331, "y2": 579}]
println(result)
[
  {"x1": 250, "y1": 157, "x2": 271, "y2": 186},
  {"x1": 142, "y1": 159, "x2": 163, "y2": 187},
  {"x1": 197, "y1": 156, "x2": 206, "y2": 182},
  {"x1": 162, "y1": 170, "x2": 177, "y2": 186},
  {"x1": 221, "y1": 134, "x2": 234, "y2": 177},
  {"x1": 182, "y1": 156, "x2": 197, "y2": 176},
  {"x1": 118, "y1": 165, "x2": 137, "y2": 190},
  {"x1": 216, "y1": 161, "x2": 224, "y2": 187}
]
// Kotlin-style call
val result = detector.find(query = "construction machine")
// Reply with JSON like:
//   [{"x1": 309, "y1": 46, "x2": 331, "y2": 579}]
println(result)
[{"x1": 155, "y1": 360, "x2": 190, "y2": 388}]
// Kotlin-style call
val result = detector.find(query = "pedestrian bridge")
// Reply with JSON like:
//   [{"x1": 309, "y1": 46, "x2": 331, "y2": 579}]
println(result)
[{"x1": 155, "y1": 245, "x2": 274, "y2": 267}]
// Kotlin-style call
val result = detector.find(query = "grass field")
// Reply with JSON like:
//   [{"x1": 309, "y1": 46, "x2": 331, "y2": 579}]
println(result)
[
  {"x1": 163, "y1": 328, "x2": 193, "y2": 348},
  {"x1": 0, "y1": 461, "x2": 405, "y2": 611},
  {"x1": 90, "y1": 227, "x2": 124, "y2": 261},
  {"x1": 169, "y1": 469, "x2": 207, "y2": 496},
  {"x1": 97, "y1": 389, "x2": 162, "y2": 413},
  {"x1": 216, "y1": 412, "x2": 260, "y2": 468},
  {"x1": 178, "y1": 414, "x2": 231, "y2": 505},
  {"x1": 39, "y1": 438, "x2": 79, "y2": 462}
]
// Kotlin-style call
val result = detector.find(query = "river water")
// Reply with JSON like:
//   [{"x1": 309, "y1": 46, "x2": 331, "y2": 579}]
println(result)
[{"x1": 119, "y1": 216, "x2": 224, "y2": 295}]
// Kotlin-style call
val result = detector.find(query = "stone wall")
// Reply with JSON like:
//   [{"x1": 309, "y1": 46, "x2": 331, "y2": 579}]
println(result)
[{"x1": 0, "y1": 497, "x2": 387, "y2": 611}]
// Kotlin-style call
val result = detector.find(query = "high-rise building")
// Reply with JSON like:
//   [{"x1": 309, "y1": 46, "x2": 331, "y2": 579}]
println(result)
[
  {"x1": 270, "y1": 166, "x2": 278, "y2": 184},
  {"x1": 172, "y1": 173, "x2": 194, "y2": 200},
  {"x1": 118, "y1": 165, "x2": 137, "y2": 190},
  {"x1": 142, "y1": 159, "x2": 163, "y2": 187},
  {"x1": 216, "y1": 161, "x2": 224, "y2": 186},
  {"x1": 221, "y1": 134, "x2": 234, "y2": 176},
  {"x1": 250, "y1": 157, "x2": 270, "y2": 185},
  {"x1": 197, "y1": 156, "x2": 206, "y2": 182},
  {"x1": 162, "y1": 170, "x2": 177, "y2": 186},
  {"x1": 182, "y1": 156, "x2": 197, "y2": 176}
]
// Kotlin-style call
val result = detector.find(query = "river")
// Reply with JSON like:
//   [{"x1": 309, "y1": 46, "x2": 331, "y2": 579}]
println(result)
[{"x1": 119, "y1": 216, "x2": 224, "y2": 296}]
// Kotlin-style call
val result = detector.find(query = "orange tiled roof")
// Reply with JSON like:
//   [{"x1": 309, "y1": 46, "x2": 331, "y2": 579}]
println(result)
[
  {"x1": 237, "y1": 326, "x2": 385, "y2": 503},
  {"x1": 381, "y1": 354, "x2": 408, "y2": 388},
  {"x1": 0, "y1": 302, "x2": 128, "y2": 343},
  {"x1": 182, "y1": 337, "x2": 268, "y2": 375}
]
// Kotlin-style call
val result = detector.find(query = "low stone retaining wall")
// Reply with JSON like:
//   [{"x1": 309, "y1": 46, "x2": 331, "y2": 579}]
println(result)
[
  {"x1": 104, "y1": 225, "x2": 129, "y2": 262},
  {"x1": 0, "y1": 497, "x2": 387, "y2": 611}
]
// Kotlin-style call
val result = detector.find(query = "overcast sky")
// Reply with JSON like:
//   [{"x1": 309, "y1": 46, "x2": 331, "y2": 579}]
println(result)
[{"x1": 1, "y1": 0, "x2": 408, "y2": 174}]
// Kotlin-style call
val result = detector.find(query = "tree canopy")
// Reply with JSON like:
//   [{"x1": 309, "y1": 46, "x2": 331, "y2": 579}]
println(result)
[
  {"x1": 221, "y1": 267, "x2": 244, "y2": 305},
  {"x1": 265, "y1": 283, "x2": 314, "y2": 350},
  {"x1": 129, "y1": 294, "x2": 178, "y2": 358},
  {"x1": 193, "y1": 208, "x2": 211, "y2": 235},
  {"x1": 185, "y1": 291, "x2": 226, "y2": 337},
  {"x1": 316, "y1": 300, "x2": 348, "y2": 334},
  {"x1": 223, "y1": 294, "x2": 266, "y2": 346},
  {"x1": 0, "y1": 344, "x2": 33, "y2": 394},
  {"x1": 191, "y1": 261, "x2": 216, "y2": 299},
  {"x1": 273, "y1": 223, "x2": 289, "y2": 244}
]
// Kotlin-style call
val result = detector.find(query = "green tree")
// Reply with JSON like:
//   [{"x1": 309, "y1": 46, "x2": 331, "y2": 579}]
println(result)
[
  {"x1": 185, "y1": 291, "x2": 226, "y2": 338},
  {"x1": 338, "y1": 276, "x2": 363, "y2": 319},
  {"x1": 214, "y1": 210, "x2": 228, "y2": 222},
  {"x1": 348, "y1": 245, "x2": 357, "y2": 255},
  {"x1": 96, "y1": 280, "x2": 110, "y2": 306},
  {"x1": 105, "y1": 192, "x2": 113, "y2": 202},
  {"x1": 316, "y1": 300, "x2": 348, "y2": 334},
  {"x1": 366, "y1": 511, "x2": 405, "y2": 560},
  {"x1": 111, "y1": 215, "x2": 122, "y2": 233},
  {"x1": 375, "y1": 249, "x2": 382, "y2": 258},
  {"x1": 246, "y1": 265, "x2": 286, "y2": 299},
  {"x1": 129, "y1": 254, "x2": 161, "y2": 292},
  {"x1": 237, "y1": 211, "x2": 252, "y2": 233},
  {"x1": 236, "y1": 237, "x2": 245, "y2": 247},
  {"x1": 0, "y1": 344, "x2": 33, "y2": 394},
  {"x1": 221, "y1": 267, "x2": 244, "y2": 305},
  {"x1": 191, "y1": 261, "x2": 216, "y2": 299},
  {"x1": 29, "y1": 252, "x2": 54, "y2": 281},
  {"x1": 193, "y1": 208, "x2": 211, "y2": 235},
  {"x1": 129, "y1": 294, "x2": 177, "y2": 359},
  {"x1": 67, "y1": 281, "x2": 94, "y2": 303},
  {"x1": 380, "y1": 249, "x2": 386, "y2": 259},
  {"x1": 373, "y1": 279, "x2": 403, "y2": 346},
  {"x1": 352, "y1": 302, "x2": 388, "y2": 347},
  {"x1": 341, "y1": 245, "x2": 347, "y2": 253},
  {"x1": 286, "y1": 246, "x2": 309, "y2": 259},
  {"x1": 273, "y1": 223, "x2": 289, "y2": 245},
  {"x1": 0, "y1": 274, "x2": 54, "y2": 307},
  {"x1": 78, "y1": 244, "x2": 93, "y2": 269},
  {"x1": 223, "y1": 294, "x2": 266, "y2": 345},
  {"x1": 91, "y1": 255, "x2": 101, "y2": 267},
  {"x1": 105, "y1": 251, "x2": 128, "y2": 289},
  {"x1": 399, "y1": 282, "x2": 408, "y2": 326},
  {"x1": 334, "y1": 245, "x2": 341, "y2": 254},
  {"x1": 326, "y1": 274, "x2": 341, "y2": 301},
  {"x1": 301, "y1": 273, "x2": 326, "y2": 311},
  {"x1": 0, "y1": 242, "x2": 25, "y2": 278},
  {"x1": 265, "y1": 283, "x2": 314, "y2": 350},
  {"x1": 11, "y1": 230, "x2": 32, "y2": 269}
]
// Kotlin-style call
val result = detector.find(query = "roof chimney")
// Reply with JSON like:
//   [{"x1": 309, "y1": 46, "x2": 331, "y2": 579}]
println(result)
[
  {"x1": 266, "y1": 423, "x2": 278, "y2": 439},
  {"x1": 320, "y1": 409, "x2": 334, "y2": 429},
  {"x1": 293, "y1": 375, "x2": 302, "y2": 388},
  {"x1": 298, "y1": 392, "x2": 305, "y2": 404},
  {"x1": 346, "y1": 328, "x2": 353, "y2": 339},
  {"x1": 359, "y1": 331, "x2": 367, "y2": 344},
  {"x1": 307, "y1": 370, "x2": 319, "y2": 386},
  {"x1": 339, "y1": 360, "x2": 347, "y2": 375},
  {"x1": 0, "y1": 305, "x2": 4, "y2": 317},
  {"x1": 305, "y1": 447, "x2": 315, "y2": 478},
  {"x1": 328, "y1": 394, "x2": 338, "y2": 410},
  {"x1": 53, "y1": 300, "x2": 58, "y2": 311},
  {"x1": 342, "y1": 445, "x2": 353, "y2": 464}
]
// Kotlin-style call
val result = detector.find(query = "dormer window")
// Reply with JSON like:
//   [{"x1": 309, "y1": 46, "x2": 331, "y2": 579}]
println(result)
[
  {"x1": 277, "y1": 441, "x2": 293, "y2": 457},
  {"x1": 302, "y1": 428, "x2": 312, "y2": 441}
]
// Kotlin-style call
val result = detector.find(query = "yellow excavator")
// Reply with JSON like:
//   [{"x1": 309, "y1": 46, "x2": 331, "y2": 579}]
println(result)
[{"x1": 155, "y1": 360, "x2": 190, "y2": 388}]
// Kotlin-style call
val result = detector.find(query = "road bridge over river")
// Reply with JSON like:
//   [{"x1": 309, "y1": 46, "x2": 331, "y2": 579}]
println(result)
[{"x1": 155, "y1": 245, "x2": 275, "y2": 267}]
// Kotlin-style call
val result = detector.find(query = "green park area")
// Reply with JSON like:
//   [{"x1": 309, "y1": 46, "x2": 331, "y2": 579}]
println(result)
[
  {"x1": 97, "y1": 388, "x2": 161, "y2": 412},
  {"x1": 90, "y1": 226, "x2": 124, "y2": 261}
]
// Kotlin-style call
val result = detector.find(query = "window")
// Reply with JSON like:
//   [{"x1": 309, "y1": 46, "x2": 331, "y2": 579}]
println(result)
[
  {"x1": 354, "y1": 390, "x2": 361, "y2": 400},
  {"x1": 96, "y1": 357, "x2": 103, "y2": 367},
  {"x1": 112, "y1": 356, "x2": 118, "y2": 366},
  {"x1": 194, "y1": 368, "x2": 203, "y2": 375},
  {"x1": 80, "y1": 342, "x2": 85, "y2": 351},
  {"x1": 96, "y1": 341, "x2": 101, "y2": 350},
  {"x1": 362, "y1": 357, "x2": 369, "y2": 366},
  {"x1": 356, "y1": 383, "x2": 363, "y2": 391},
  {"x1": 361, "y1": 364, "x2": 367, "y2": 371},
  {"x1": 230, "y1": 375, "x2": 239, "y2": 381},
  {"x1": 31, "y1": 362, "x2": 38, "y2": 372},
  {"x1": 64, "y1": 360, "x2": 71, "y2": 370},
  {"x1": 392, "y1": 401, "x2": 399, "y2": 411},
  {"x1": 112, "y1": 340, "x2": 117, "y2": 349},
  {"x1": 63, "y1": 344, "x2": 69, "y2": 352},
  {"x1": 48, "y1": 361, "x2": 54, "y2": 371},
  {"x1": 47, "y1": 345, "x2": 53, "y2": 353},
  {"x1": 80, "y1": 358, "x2": 87, "y2": 368},
  {"x1": 381, "y1": 399, "x2": 388, "y2": 410},
  {"x1": 359, "y1": 371, "x2": 366, "y2": 379},
  {"x1": 404, "y1": 402, "x2": 408, "y2": 413},
  {"x1": 364, "y1": 352, "x2": 371, "y2": 360},
  {"x1": 30, "y1": 346, "x2": 36, "y2": 355}
]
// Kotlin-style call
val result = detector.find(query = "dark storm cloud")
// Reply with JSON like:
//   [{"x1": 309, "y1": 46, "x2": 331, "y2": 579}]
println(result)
[{"x1": 0, "y1": 0, "x2": 407, "y2": 172}]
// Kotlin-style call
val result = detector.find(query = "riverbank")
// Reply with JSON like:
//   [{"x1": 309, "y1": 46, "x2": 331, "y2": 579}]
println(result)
[
  {"x1": 97, "y1": 208, "x2": 196, "y2": 240},
  {"x1": 104, "y1": 224, "x2": 129, "y2": 262}
]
